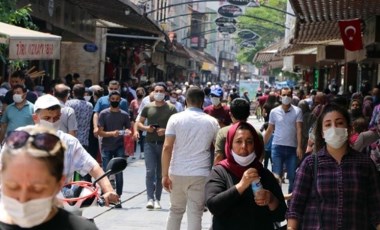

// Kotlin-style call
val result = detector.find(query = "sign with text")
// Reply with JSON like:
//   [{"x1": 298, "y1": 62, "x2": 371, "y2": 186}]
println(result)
[
  {"x1": 83, "y1": 43, "x2": 98, "y2": 52},
  {"x1": 215, "y1": 17, "x2": 237, "y2": 26},
  {"x1": 239, "y1": 80, "x2": 260, "y2": 101},
  {"x1": 218, "y1": 5, "x2": 243, "y2": 18},
  {"x1": 218, "y1": 25, "x2": 237, "y2": 34},
  {"x1": 9, "y1": 39, "x2": 61, "y2": 60},
  {"x1": 237, "y1": 30, "x2": 258, "y2": 40}
]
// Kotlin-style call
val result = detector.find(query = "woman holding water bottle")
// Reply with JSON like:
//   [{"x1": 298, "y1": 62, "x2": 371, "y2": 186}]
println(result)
[{"x1": 205, "y1": 121, "x2": 286, "y2": 230}]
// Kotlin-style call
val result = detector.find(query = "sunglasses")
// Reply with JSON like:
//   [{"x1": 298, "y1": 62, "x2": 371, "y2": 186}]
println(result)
[{"x1": 5, "y1": 130, "x2": 62, "y2": 156}]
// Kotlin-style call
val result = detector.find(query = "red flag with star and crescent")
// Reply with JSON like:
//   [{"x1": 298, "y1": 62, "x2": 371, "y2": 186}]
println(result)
[{"x1": 338, "y1": 19, "x2": 363, "y2": 51}]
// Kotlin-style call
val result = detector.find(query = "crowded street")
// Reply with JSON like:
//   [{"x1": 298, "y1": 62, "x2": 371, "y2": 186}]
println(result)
[
  {"x1": 1, "y1": 0, "x2": 380, "y2": 230},
  {"x1": 84, "y1": 116, "x2": 287, "y2": 230}
]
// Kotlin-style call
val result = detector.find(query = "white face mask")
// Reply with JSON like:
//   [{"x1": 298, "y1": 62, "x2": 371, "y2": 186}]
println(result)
[
  {"x1": 211, "y1": 97, "x2": 220, "y2": 106},
  {"x1": 231, "y1": 150, "x2": 256, "y2": 166},
  {"x1": 1, "y1": 193, "x2": 54, "y2": 228},
  {"x1": 281, "y1": 96, "x2": 292, "y2": 105},
  {"x1": 323, "y1": 127, "x2": 348, "y2": 149},
  {"x1": 13, "y1": 94, "x2": 23, "y2": 103},
  {"x1": 154, "y1": 92, "x2": 165, "y2": 102},
  {"x1": 169, "y1": 97, "x2": 177, "y2": 104},
  {"x1": 84, "y1": 96, "x2": 91, "y2": 102},
  {"x1": 39, "y1": 119, "x2": 61, "y2": 130}
]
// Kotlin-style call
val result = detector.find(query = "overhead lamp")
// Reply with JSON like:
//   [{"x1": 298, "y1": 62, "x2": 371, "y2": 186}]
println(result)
[{"x1": 125, "y1": 8, "x2": 131, "y2": 16}]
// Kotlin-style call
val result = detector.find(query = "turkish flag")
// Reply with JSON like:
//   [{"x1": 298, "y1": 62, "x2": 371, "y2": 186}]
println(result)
[{"x1": 338, "y1": 19, "x2": 363, "y2": 51}]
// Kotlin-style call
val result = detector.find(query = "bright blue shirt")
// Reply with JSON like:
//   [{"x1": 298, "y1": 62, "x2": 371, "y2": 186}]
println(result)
[
  {"x1": 93, "y1": 95, "x2": 129, "y2": 113},
  {"x1": 1, "y1": 101, "x2": 34, "y2": 133}
]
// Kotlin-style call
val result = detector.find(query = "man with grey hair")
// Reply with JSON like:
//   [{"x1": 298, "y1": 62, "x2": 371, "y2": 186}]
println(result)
[{"x1": 53, "y1": 83, "x2": 78, "y2": 136}]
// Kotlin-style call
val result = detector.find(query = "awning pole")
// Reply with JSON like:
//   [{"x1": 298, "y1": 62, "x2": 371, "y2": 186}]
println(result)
[{"x1": 105, "y1": 33, "x2": 163, "y2": 40}]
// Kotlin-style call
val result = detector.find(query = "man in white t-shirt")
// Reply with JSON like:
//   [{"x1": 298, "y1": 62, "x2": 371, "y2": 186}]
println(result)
[
  {"x1": 162, "y1": 86, "x2": 219, "y2": 230},
  {"x1": 264, "y1": 87, "x2": 303, "y2": 193}
]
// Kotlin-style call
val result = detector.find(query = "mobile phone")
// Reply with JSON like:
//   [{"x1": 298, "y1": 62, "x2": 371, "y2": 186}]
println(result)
[{"x1": 150, "y1": 124, "x2": 160, "y2": 128}]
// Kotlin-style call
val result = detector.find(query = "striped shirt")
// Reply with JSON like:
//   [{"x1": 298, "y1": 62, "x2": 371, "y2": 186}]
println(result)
[{"x1": 287, "y1": 147, "x2": 380, "y2": 229}]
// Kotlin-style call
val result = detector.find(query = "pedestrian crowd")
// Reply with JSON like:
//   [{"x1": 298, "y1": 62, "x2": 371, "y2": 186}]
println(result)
[{"x1": 0, "y1": 69, "x2": 379, "y2": 230}]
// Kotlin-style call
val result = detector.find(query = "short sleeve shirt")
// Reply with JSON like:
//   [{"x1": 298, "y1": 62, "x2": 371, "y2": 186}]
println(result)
[
  {"x1": 57, "y1": 130, "x2": 97, "y2": 181},
  {"x1": 59, "y1": 105, "x2": 78, "y2": 133},
  {"x1": 98, "y1": 108, "x2": 131, "y2": 151},
  {"x1": 269, "y1": 105, "x2": 303, "y2": 147},
  {"x1": 1, "y1": 101, "x2": 34, "y2": 132},
  {"x1": 165, "y1": 107, "x2": 219, "y2": 176},
  {"x1": 65, "y1": 99, "x2": 93, "y2": 146},
  {"x1": 203, "y1": 105, "x2": 232, "y2": 126},
  {"x1": 141, "y1": 102, "x2": 177, "y2": 142}
]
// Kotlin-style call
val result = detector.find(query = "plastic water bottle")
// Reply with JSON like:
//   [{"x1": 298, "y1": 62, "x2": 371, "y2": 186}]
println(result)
[
  {"x1": 251, "y1": 179, "x2": 263, "y2": 194},
  {"x1": 118, "y1": 130, "x2": 125, "y2": 136}
]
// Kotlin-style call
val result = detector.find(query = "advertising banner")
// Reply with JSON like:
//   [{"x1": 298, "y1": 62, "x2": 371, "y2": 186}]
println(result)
[{"x1": 239, "y1": 80, "x2": 260, "y2": 101}]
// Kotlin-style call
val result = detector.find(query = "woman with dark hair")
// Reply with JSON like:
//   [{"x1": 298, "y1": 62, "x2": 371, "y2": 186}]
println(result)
[
  {"x1": 287, "y1": 104, "x2": 380, "y2": 230},
  {"x1": 263, "y1": 92, "x2": 279, "y2": 122},
  {"x1": 205, "y1": 122, "x2": 286, "y2": 229}
]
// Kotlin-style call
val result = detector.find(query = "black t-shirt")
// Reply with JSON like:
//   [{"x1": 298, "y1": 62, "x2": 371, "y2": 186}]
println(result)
[
  {"x1": 0, "y1": 208, "x2": 98, "y2": 230},
  {"x1": 4, "y1": 90, "x2": 37, "y2": 105}
]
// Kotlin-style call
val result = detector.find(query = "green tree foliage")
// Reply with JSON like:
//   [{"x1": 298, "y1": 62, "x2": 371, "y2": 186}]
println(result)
[
  {"x1": 0, "y1": 0, "x2": 37, "y2": 64},
  {"x1": 235, "y1": 0, "x2": 287, "y2": 64}
]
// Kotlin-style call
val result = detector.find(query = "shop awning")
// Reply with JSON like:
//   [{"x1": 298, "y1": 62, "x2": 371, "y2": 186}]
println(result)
[
  {"x1": 0, "y1": 22, "x2": 61, "y2": 60},
  {"x1": 183, "y1": 47, "x2": 217, "y2": 66},
  {"x1": 289, "y1": 0, "x2": 380, "y2": 44},
  {"x1": 69, "y1": 0, "x2": 165, "y2": 36},
  {"x1": 253, "y1": 39, "x2": 284, "y2": 63}
]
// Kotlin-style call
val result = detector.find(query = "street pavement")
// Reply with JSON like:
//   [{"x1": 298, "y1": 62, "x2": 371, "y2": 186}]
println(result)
[{"x1": 83, "y1": 116, "x2": 288, "y2": 229}]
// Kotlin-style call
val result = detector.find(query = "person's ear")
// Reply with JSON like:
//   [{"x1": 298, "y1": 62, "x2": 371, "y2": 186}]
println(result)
[
  {"x1": 32, "y1": 113, "x2": 39, "y2": 124},
  {"x1": 54, "y1": 175, "x2": 66, "y2": 196}
]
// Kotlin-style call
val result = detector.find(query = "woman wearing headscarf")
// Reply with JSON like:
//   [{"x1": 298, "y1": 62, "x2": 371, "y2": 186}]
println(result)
[{"x1": 205, "y1": 122, "x2": 286, "y2": 230}]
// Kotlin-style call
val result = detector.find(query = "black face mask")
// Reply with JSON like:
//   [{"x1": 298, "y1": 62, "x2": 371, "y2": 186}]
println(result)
[
  {"x1": 110, "y1": 101, "x2": 120, "y2": 108},
  {"x1": 137, "y1": 94, "x2": 144, "y2": 99}
]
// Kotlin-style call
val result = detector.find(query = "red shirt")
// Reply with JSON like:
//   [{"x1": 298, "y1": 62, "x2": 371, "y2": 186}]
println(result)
[
  {"x1": 258, "y1": 94, "x2": 269, "y2": 107},
  {"x1": 204, "y1": 105, "x2": 232, "y2": 127}
]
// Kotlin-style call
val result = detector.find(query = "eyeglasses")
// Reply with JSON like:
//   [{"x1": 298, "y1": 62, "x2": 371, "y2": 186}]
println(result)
[{"x1": 5, "y1": 130, "x2": 62, "y2": 156}]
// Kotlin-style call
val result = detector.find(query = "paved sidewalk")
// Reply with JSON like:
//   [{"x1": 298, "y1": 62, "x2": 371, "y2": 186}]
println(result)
[
  {"x1": 83, "y1": 117, "x2": 287, "y2": 229},
  {"x1": 83, "y1": 159, "x2": 212, "y2": 230}
]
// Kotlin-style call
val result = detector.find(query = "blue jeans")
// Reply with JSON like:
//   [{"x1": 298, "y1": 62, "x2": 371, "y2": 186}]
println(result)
[
  {"x1": 271, "y1": 144, "x2": 297, "y2": 193},
  {"x1": 144, "y1": 142, "x2": 163, "y2": 201},
  {"x1": 101, "y1": 146, "x2": 125, "y2": 196}
]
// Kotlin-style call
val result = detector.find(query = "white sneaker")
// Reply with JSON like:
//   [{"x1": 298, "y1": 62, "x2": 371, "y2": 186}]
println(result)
[
  {"x1": 146, "y1": 199, "x2": 154, "y2": 209},
  {"x1": 154, "y1": 200, "x2": 161, "y2": 209}
]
